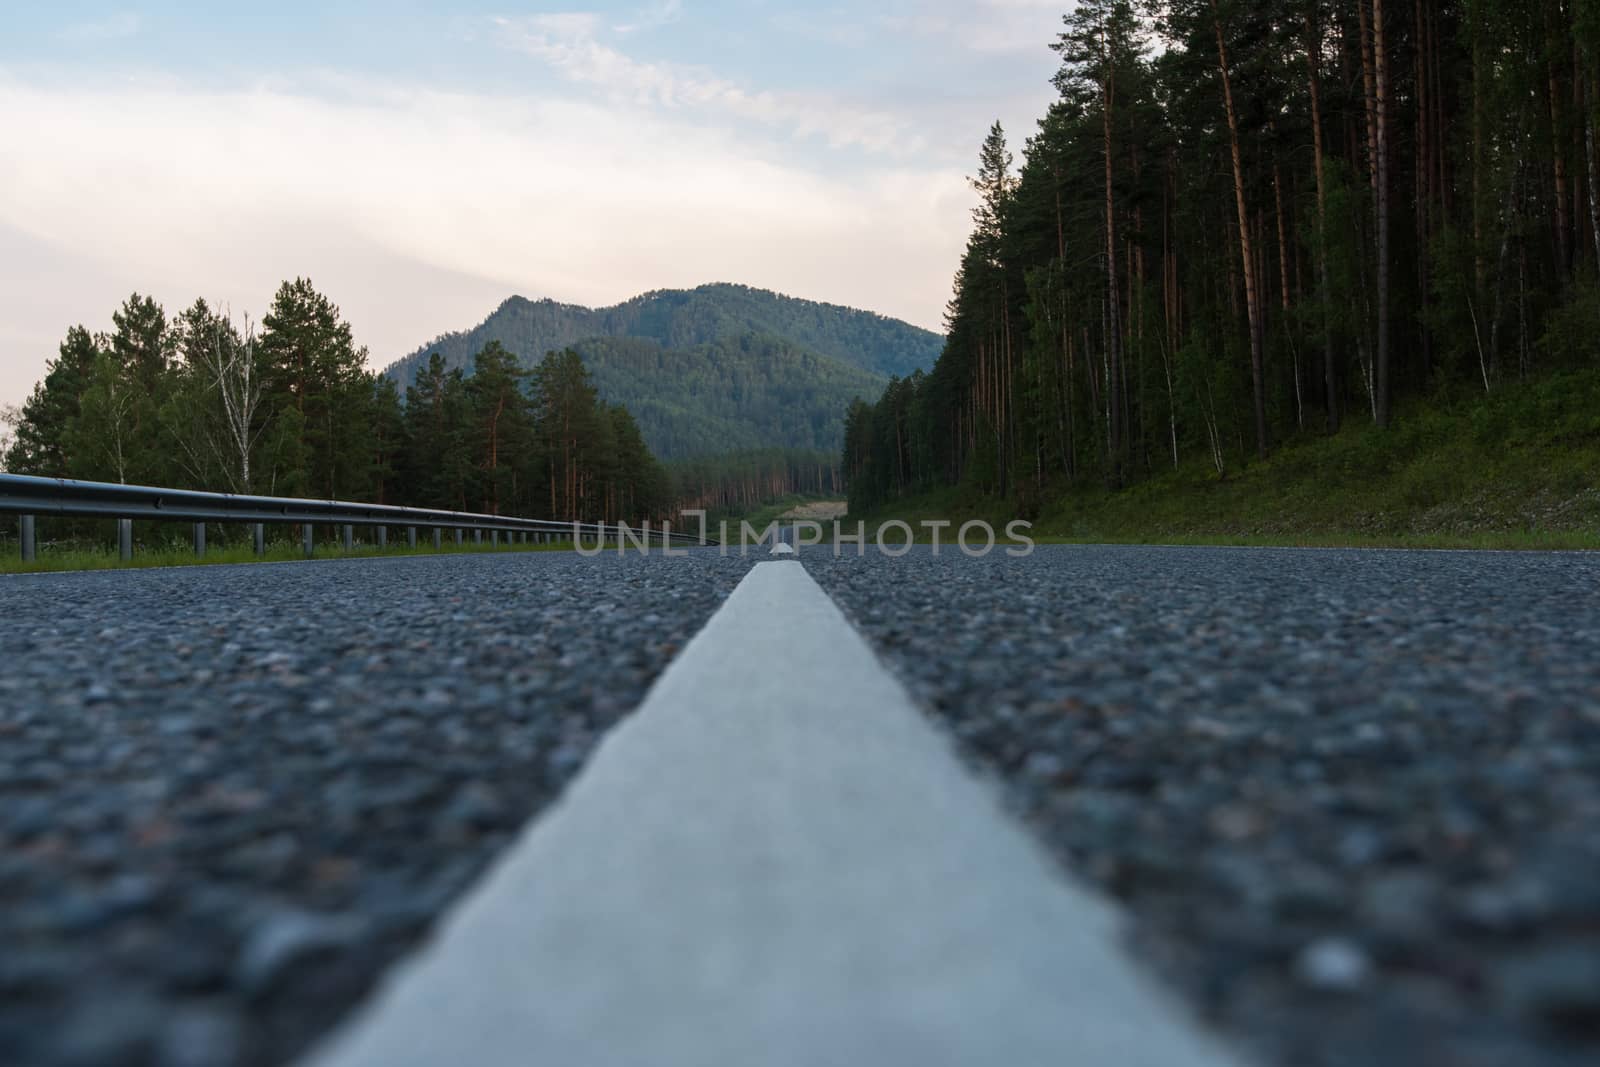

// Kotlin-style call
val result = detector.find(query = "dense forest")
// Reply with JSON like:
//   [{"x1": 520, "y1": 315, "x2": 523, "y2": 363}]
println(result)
[
  {"x1": 3, "y1": 283, "x2": 675, "y2": 524},
  {"x1": 845, "y1": 0, "x2": 1600, "y2": 516},
  {"x1": 570, "y1": 334, "x2": 884, "y2": 457}
]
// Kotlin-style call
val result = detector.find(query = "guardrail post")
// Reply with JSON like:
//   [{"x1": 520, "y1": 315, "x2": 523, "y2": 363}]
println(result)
[
  {"x1": 303, "y1": 524, "x2": 314, "y2": 559},
  {"x1": 491, "y1": 530, "x2": 499, "y2": 548},
  {"x1": 20, "y1": 515, "x2": 35, "y2": 562},
  {"x1": 408, "y1": 526, "x2": 417, "y2": 549},
  {"x1": 377, "y1": 526, "x2": 387, "y2": 550},
  {"x1": 252, "y1": 523, "x2": 265, "y2": 557},
  {"x1": 341, "y1": 524, "x2": 353, "y2": 553},
  {"x1": 119, "y1": 519, "x2": 133, "y2": 561},
  {"x1": 433, "y1": 528, "x2": 442, "y2": 550},
  {"x1": 474, "y1": 529, "x2": 482, "y2": 545},
  {"x1": 193, "y1": 523, "x2": 206, "y2": 558},
  {"x1": 454, "y1": 528, "x2": 463, "y2": 546}
]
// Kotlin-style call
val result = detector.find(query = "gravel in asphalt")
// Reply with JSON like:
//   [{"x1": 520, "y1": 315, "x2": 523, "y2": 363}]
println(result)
[
  {"x1": 803, "y1": 544, "x2": 1600, "y2": 1067},
  {"x1": 0, "y1": 549, "x2": 752, "y2": 1067}
]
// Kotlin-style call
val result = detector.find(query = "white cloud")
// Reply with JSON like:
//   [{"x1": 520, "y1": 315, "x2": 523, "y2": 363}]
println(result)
[
  {"x1": 615, "y1": 0, "x2": 684, "y2": 34},
  {"x1": 878, "y1": 0, "x2": 1069, "y2": 55},
  {"x1": 765, "y1": 13, "x2": 872, "y2": 50},
  {"x1": 493, "y1": 14, "x2": 925, "y2": 155},
  {"x1": 0, "y1": 74, "x2": 970, "y2": 407},
  {"x1": 59, "y1": 13, "x2": 142, "y2": 42},
  {"x1": 518, "y1": 12, "x2": 604, "y2": 38}
]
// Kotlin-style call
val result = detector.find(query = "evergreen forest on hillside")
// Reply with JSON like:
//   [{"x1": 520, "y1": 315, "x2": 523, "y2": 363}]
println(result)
[
  {"x1": 381, "y1": 284, "x2": 942, "y2": 480},
  {"x1": 568, "y1": 335, "x2": 884, "y2": 457},
  {"x1": 844, "y1": 0, "x2": 1600, "y2": 524}
]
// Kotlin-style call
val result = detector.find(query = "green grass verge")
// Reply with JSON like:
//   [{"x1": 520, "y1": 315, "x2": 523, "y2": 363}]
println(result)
[
  {"x1": 0, "y1": 536, "x2": 580, "y2": 576},
  {"x1": 850, "y1": 370, "x2": 1600, "y2": 551}
]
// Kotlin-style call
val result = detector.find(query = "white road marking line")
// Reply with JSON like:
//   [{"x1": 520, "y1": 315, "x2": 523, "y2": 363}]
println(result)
[{"x1": 305, "y1": 560, "x2": 1243, "y2": 1067}]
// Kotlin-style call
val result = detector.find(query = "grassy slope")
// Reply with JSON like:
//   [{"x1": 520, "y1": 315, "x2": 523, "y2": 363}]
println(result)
[{"x1": 853, "y1": 370, "x2": 1600, "y2": 550}]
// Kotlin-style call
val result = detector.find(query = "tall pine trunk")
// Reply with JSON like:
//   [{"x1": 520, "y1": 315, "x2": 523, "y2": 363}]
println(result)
[
  {"x1": 1103, "y1": 33, "x2": 1125, "y2": 486},
  {"x1": 1307, "y1": 6, "x2": 1339, "y2": 432},
  {"x1": 1373, "y1": 0, "x2": 1393, "y2": 428},
  {"x1": 1211, "y1": 0, "x2": 1268, "y2": 458},
  {"x1": 1274, "y1": 164, "x2": 1303, "y2": 430},
  {"x1": 1549, "y1": 7, "x2": 1572, "y2": 278},
  {"x1": 1587, "y1": 62, "x2": 1600, "y2": 268}
]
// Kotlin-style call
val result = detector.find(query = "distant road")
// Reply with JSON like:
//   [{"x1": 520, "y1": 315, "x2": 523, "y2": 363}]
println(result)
[
  {"x1": 775, "y1": 500, "x2": 848, "y2": 522},
  {"x1": 2, "y1": 544, "x2": 1596, "y2": 1067}
]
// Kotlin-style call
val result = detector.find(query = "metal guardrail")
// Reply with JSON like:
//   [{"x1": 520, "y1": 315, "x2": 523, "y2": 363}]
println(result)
[{"x1": 0, "y1": 474, "x2": 716, "y2": 562}]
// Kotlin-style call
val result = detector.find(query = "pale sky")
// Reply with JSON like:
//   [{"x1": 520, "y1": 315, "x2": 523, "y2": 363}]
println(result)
[{"x1": 0, "y1": 1, "x2": 1068, "y2": 407}]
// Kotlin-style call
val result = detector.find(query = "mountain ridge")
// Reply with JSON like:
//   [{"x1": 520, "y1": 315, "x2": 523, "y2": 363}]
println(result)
[
  {"x1": 381, "y1": 282, "x2": 942, "y2": 459},
  {"x1": 382, "y1": 282, "x2": 943, "y2": 386}
]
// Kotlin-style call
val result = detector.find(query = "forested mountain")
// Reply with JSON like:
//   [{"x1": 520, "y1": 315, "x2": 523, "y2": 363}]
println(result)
[
  {"x1": 846, "y1": 0, "x2": 1600, "y2": 516},
  {"x1": 382, "y1": 284, "x2": 940, "y2": 465},
  {"x1": 5, "y1": 284, "x2": 675, "y2": 524},
  {"x1": 386, "y1": 283, "x2": 942, "y2": 387}
]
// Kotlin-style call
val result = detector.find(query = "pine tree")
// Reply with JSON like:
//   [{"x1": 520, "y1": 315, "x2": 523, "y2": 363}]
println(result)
[
  {"x1": 532, "y1": 349, "x2": 605, "y2": 520},
  {"x1": 65, "y1": 350, "x2": 140, "y2": 484},
  {"x1": 6, "y1": 327, "x2": 99, "y2": 477},
  {"x1": 401, "y1": 352, "x2": 454, "y2": 508},
  {"x1": 257, "y1": 278, "x2": 370, "y2": 498},
  {"x1": 370, "y1": 376, "x2": 405, "y2": 505},
  {"x1": 467, "y1": 340, "x2": 529, "y2": 514}
]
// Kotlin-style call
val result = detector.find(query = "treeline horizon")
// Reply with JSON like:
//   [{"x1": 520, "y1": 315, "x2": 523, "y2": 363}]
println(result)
[
  {"x1": 2, "y1": 282, "x2": 676, "y2": 524},
  {"x1": 845, "y1": 0, "x2": 1600, "y2": 514}
]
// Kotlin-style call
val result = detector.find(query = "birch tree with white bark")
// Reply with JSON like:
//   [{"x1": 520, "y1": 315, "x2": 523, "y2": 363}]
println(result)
[
  {"x1": 0, "y1": 405, "x2": 18, "y2": 471},
  {"x1": 164, "y1": 300, "x2": 267, "y2": 494}
]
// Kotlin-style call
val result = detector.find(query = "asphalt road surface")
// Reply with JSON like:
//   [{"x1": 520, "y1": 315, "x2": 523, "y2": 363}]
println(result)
[
  {"x1": 804, "y1": 544, "x2": 1600, "y2": 1067},
  {"x1": 306, "y1": 560, "x2": 1239, "y2": 1067},
  {"x1": 0, "y1": 550, "x2": 754, "y2": 1067},
  {"x1": 2, "y1": 544, "x2": 1598, "y2": 1067}
]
